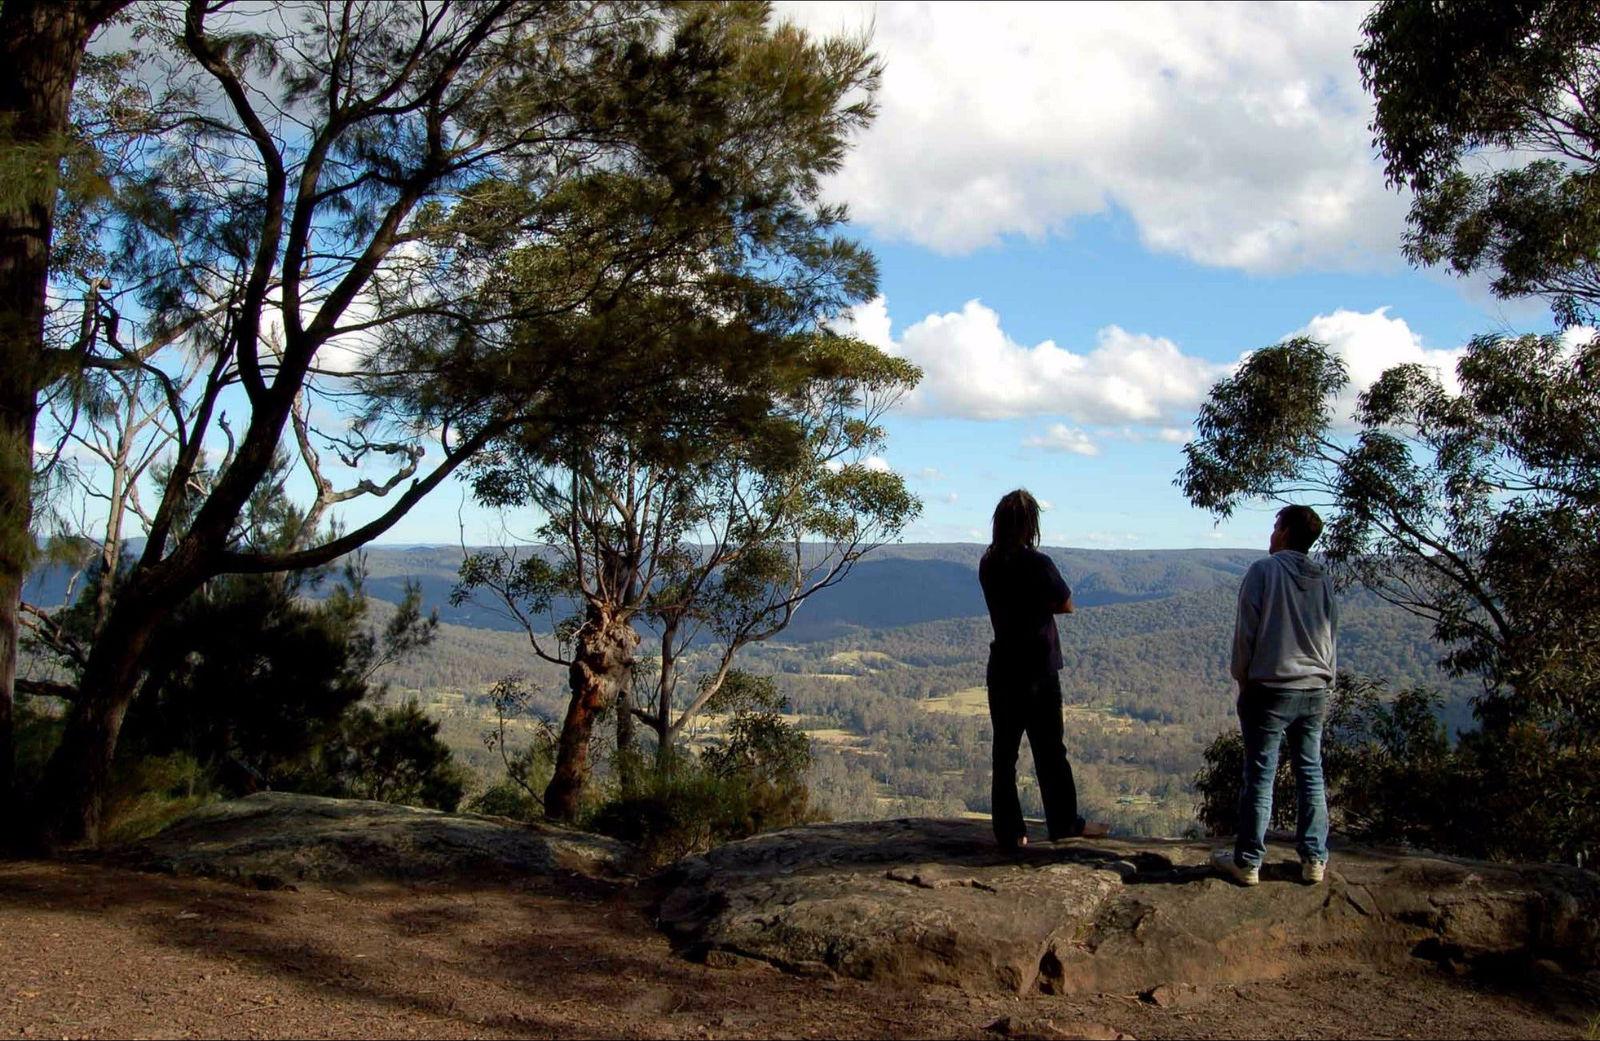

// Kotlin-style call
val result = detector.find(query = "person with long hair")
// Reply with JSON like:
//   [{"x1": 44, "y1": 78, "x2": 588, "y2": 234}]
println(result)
[{"x1": 978, "y1": 489, "x2": 1095, "y2": 848}]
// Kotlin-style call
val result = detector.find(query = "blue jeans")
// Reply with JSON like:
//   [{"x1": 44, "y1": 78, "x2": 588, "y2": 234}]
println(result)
[{"x1": 1234, "y1": 685, "x2": 1328, "y2": 869}]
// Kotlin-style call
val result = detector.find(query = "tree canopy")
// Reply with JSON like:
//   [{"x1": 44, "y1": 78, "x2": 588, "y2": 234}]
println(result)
[
  {"x1": 457, "y1": 330, "x2": 919, "y2": 817},
  {"x1": 12, "y1": 0, "x2": 888, "y2": 847},
  {"x1": 1180, "y1": 333, "x2": 1600, "y2": 738},
  {"x1": 1359, "y1": 0, "x2": 1600, "y2": 324}
]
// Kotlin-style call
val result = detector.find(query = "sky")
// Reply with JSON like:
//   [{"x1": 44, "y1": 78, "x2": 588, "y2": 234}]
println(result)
[
  {"x1": 69, "y1": 1, "x2": 1559, "y2": 552},
  {"x1": 734, "y1": 0, "x2": 1549, "y2": 550}
]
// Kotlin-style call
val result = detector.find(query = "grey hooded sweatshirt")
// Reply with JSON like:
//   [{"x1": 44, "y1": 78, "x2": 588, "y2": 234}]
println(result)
[{"x1": 1230, "y1": 550, "x2": 1338, "y2": 690}]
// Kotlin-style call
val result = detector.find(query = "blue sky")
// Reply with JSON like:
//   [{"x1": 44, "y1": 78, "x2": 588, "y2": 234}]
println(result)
[
  {"x1": 365, "y1": 1, "x2": 1549, "y2": 550},
  {"x1": 62, "y1": 2, "x2": 1554, "y2": 554}
]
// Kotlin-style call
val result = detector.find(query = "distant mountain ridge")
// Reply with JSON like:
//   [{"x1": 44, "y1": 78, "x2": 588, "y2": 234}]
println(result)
[{"x1": 24, "y1": 543, "x2": 1272, "y2": 642}]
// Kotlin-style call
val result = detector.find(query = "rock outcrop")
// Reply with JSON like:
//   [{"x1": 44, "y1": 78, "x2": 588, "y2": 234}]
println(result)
[
  {"x1": 654, "y1": 818, "x2": 1600, "y2": 995},
  {"x1": 122, "y1": 792, "x2": 629, "y2": 886}
]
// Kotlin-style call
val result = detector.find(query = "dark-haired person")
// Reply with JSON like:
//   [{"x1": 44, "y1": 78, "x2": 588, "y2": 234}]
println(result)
[
  {"x1": 1212, "y1": 505, "x2": 1339, "y2": 886},
  {"x1": 978, "y1": 489, "x2": 1098, "y2": 849}
]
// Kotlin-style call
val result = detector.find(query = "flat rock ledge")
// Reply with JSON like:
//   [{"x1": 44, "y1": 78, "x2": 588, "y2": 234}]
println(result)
[
  {"x1": 120, "y1": 792, "x2": 630, "y2": 887},
  {"x1": 654, "y1": 818, "x2": 1600, "y2": 996}
]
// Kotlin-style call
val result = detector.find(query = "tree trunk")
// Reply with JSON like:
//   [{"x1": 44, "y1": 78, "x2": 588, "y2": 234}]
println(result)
[
  {"x1": 653, "y1": 622, "x2": 679, "y2": 771},
  {"x1": 543, "y1": 609, "x2": 636, "y2": 821},
  {"x1": 0, "y1": 0, "x2": 128, "y2": 846},
  {"x1": 615, "y1": 678, "x2": 637, "y2": 796},
  {"x1": 31, "y1": 583, "x2": 167, "y2": 848}
]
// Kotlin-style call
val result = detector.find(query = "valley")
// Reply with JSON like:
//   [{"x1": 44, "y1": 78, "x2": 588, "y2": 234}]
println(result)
[{"x1": 344, "y1": 543, "x2": 1482, "y2": 837}]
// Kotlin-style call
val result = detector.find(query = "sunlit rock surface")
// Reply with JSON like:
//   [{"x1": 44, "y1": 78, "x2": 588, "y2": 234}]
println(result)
[
  {"x1": 124, "y1": 791, "x2": 629, "y2": 886},
  {"x1": 653, "y1": 817, "x2": 1600, "y2": 995}
]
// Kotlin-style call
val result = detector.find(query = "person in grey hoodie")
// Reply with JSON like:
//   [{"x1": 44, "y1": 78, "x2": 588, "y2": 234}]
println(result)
[{"x1": 1211, "y1": 505, "x2": 1338, "y2": 887}]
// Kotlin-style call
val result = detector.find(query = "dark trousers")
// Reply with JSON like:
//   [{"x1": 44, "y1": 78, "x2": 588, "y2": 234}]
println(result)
[{"x1": 986, "y1": 662, "x2": 1079, "y2": 845}]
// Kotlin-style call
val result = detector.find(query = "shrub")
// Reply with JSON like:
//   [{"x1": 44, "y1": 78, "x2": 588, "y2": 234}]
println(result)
[
  {"x1": 468, "y1": 782, "x2": 544, "y2": 822},
  {"x1": 313, "y1": 702, "x2": 469, "y2": 811},
  {"x1": 1195, "y1": 675, "x2": 1600, "y2": 866},
  {"x1": 588, "y1": 699, "x2": 817, "y2": 867}
]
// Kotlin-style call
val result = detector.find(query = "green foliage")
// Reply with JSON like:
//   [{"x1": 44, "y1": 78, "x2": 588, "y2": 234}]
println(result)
[
  {"x1": 14, "y1": 697, "x2": 66, "y2": 798},
  {"x1": 1195, "y1": 676, "x2": 1600, "y2": 864},
  {"x1": 1178, "y1": 337, "x2": 1348, "y2": 520},
  {"x1": 468, "y1": 675, "x2": 557, "y2": 820},
  {"x1": 102, "y1": 751, "x2": 210, "y2": 846},
  {"x1": 29, "y1": 544, "x2": 463, "y2": 814},
  {"x1": 316, "y1": 702, "x2": 467, "y2": 812},
  {"x1": 1358, "y1": 1, "x2": 1600, "y2": 324},
  {"x1": 457, "y1": 327, "x2": 919, "y2": 817},
  {"x1": 700, "y1": 675, "x2": 811, "y2": 782},
  {"x1": 588, "y1": 684, "x2": 815, "y2": 868},
  {"x1": 468, "y1": 782, "x2": 544, "y2": 823},
  {"x1": 1181, "y1": 334, "x2": 1600, "y2": 743},
  {"x1": 1195, "y1": 676, "x2": 1450, "y2": 845},
  {"x1": 23, "y1": 0, "x2": 896, "y2": 845}
]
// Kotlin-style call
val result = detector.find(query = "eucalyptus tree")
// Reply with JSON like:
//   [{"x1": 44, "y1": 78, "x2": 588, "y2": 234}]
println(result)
[
  {"x1": 1358, "y1": 0, "x2": 1600, "y2": 325},
  {"x1": 457, "y1": 334, "x2": 919, "y2": 820},
  {"x1": 1179, "y1": 333, "x2": 1600, "y2": 746},
  {"x1": 1182, "y1": 0, "x2": 1600, "y2": 862},
  {"x1": 19, "y1": 0, "x2": 881, "y2": 847}
]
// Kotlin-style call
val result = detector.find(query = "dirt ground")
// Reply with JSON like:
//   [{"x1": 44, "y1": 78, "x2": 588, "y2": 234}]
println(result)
[{"x1": 0, "y1": 860, "x2": 1590, "y2": 1040}]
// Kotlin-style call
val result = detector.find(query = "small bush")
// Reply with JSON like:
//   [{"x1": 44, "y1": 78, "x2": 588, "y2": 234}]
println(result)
[
  {"x1": 588, "y1": 696, "x2": 816, "y2": 867},
  {"x1": 315, "y1": 701, "x2": 469, "y2": 811},
  {"x1": 103, "y1": 752, "x2": 213, "y2": 846},
  {"x1": 468, "y1": 782, "x2": 544, "y2": 822},
  {"x1": 586, "y1": 757, "x2": 814, "y2": 868},
  {"x1": 1195, "y1": 675, "x2": 1600, "y2": 865}
]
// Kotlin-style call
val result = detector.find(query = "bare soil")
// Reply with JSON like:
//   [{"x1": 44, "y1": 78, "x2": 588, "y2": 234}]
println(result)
[{"x1": 0, "y1": 860, "x2": 1589, "y2": 1040}]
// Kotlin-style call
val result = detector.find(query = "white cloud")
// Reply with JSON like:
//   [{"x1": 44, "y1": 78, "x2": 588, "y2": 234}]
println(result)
[
  {"x1": 1108, "y1": 426, "x2": 1192, "y2": 444},
  {"x1": 1023, "y1": 424, "x2": 1100, "y2": 456},
  {"x1": 1037, "y1": 499, "x2": 1055, "y2": 511},
  {"x1": 779, "y1": 1, "x2": 1403, "y2": 272},
  {"x1": 916, "y1": 466, "x2": 946, "y2": 481},
  {"x1": 843, "y1": 295, "x2": 1222, "y2": 425},
  {"x1": 1292, "y1": 308, "x2": 1467, "y2": 425},
  {"x1": 942, "y1": 491, "x2": 959, "y2": 504},
  {"x1": 851, "y1": 295, "x2": 1483, "y2": 436},
  {"x1": 862, "y1": 454, "x2": 893, "y2": 472}
]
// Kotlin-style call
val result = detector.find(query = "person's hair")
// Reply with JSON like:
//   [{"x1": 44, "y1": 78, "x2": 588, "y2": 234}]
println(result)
[
  {"x1": 1275, "y1": 505, "x2": 1324, "y2": 552},
  {"x1": 986, "y1": 489, "x2": 1041, "y2": 559}
]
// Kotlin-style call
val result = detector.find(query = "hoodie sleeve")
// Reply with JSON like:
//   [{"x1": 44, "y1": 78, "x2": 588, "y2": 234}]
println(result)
[
  {"x1": 1326, "y1": 574, "x2": 1339, "y2": 680},
  {"x1": 1230, "y1": 561, "x2": 1265, "y2": 683}
]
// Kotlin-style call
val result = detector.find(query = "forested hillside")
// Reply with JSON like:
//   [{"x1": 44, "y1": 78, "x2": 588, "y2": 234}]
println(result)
[{"x1": 279, "y1": 544, "x2": 1487, "y2": 837}]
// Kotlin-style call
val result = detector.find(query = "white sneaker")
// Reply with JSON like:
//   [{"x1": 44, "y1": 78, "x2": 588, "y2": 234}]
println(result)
[
  {"x1": 1301, "y1": 858, "x2": 1326, "y2": 884},
  {"x1": 1209, "y1": 848, "x2": 1259, "y2": 886}
]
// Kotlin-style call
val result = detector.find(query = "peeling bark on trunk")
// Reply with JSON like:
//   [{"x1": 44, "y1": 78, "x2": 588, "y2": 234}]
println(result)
[{"x1": 543, "y1": 609, "x2": 637, "y2": 821}]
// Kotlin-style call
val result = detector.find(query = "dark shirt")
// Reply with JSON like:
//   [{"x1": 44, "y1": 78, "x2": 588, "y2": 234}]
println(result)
[{"x1": 979, "y1": 547, "x2": 1071, "y2": 674}]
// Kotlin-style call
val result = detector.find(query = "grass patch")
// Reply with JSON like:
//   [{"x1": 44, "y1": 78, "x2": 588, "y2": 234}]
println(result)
[{"x1": 922, "y1": 686, "x2": 988, "y2": 716}]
